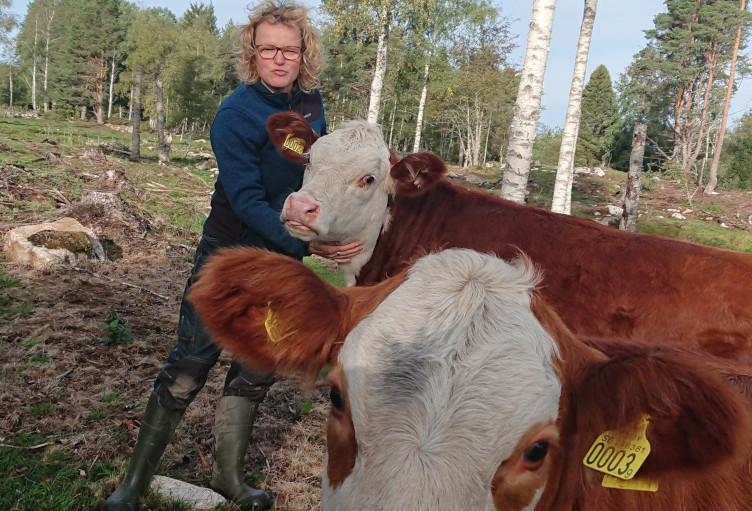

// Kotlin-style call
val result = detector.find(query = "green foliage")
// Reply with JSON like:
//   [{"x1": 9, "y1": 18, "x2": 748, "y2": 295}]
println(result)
[
  {"x1": 96, "y1": 306, "x2": 137, "y2": 346},
  {"x1": 576, "y1": 65, "x2": 619, "y2": 167},
  {"x1": 288, "y1": 399, "x2": 314, "y2": 420},
  {"x1": 720, "y1": 111, "x2": 752, "y2": 189},
  {"x1": 533, "y1": 125, "x2": 562, "y2": 169}
]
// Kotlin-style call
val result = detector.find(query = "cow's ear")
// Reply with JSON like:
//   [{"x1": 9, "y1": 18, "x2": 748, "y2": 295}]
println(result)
[
  {"x1": 267, "y1": 112, "x2": 318, "y2": 165},
  {"x1": 188, "y1": 248, "x2": 345, "y2": 385},
  {"x1": 187, "y1": 248, "x2": 403, "y2": 386},
  {"x1": 563, "y1": 346, "x2": 752, "y2": 481},
  {"x1": 390, "y1": 152, "x2": 446, "y2": 195}
]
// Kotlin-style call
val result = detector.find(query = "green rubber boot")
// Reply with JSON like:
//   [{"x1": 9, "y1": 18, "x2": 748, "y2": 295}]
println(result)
[
  {"x1": 209, "y1": 396, "x2": 272, "y2": 511},
  {"x1": 103, "y1": 393, "x2": 184, "y2": 511}
]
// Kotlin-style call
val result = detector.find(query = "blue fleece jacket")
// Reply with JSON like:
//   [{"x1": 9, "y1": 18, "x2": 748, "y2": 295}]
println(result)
[{"x1": 205, "y1": 81, "x2": 326, "y2": 259}]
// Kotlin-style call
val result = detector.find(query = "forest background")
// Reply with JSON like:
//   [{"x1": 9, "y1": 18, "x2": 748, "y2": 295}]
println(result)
[{"x1": 2, "y1": 0, "x2": 752, "y2": 191}]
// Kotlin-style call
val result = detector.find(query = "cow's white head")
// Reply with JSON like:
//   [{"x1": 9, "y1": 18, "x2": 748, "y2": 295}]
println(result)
[
  {"x1": 268, "y1": 112, "x2": 445, "y2": 286},
  {"x1": 190, "y1": 247, "x2": 562, "y2": 510}
]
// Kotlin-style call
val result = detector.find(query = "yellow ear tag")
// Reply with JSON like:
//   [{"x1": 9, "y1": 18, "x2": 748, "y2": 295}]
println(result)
[
  {"x1": 583, "y1": 414, "x2": 651, "y2": 481},
  {"x1": 283, "y1": 133, "x2": 305, "y2": 155},
  {"x1": 602, "y1": 474, "x2": 659, "y2": 492},
  {"x1": 264, "y1": 303, "x2": 298, "y2": 344}
]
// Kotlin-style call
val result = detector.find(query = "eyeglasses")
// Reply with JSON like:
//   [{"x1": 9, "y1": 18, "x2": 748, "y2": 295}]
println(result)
[{"x1": 255, "y1": 44, "x2": 302, "y2": 61}]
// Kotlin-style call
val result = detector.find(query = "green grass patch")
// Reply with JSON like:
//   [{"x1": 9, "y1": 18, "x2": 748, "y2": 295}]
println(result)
[
  {"x1": 0, "y1": 434, "x2": 117, "y2": 511},
  {"x1": 0, "y1": 267, "x2": 32, "y2": 323},
  {"x1": 304, "y1": 256, "x2": 345, "y2": 286},
  {"x1": 637, "y1": 213, "x2": 752, "y2": 252}
]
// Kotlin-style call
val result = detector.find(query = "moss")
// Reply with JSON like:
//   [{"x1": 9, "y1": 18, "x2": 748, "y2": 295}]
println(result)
[{"x1": 27, "y1": 230, "x2": 93, "y2": 257}]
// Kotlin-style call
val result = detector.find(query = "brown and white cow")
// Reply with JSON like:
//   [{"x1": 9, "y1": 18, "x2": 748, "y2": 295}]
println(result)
[
  {"x1": 188, "y1": 247, "x2": 752, "y2": 511},
  {"x1": 267, "y1": 112, "x2": 752, "y2": 362}
]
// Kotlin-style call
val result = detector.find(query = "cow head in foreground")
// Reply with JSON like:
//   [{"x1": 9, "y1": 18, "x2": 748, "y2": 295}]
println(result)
[
  {"x1": 268, "y1": 112, "x2": 443, "y2": 286},
  {"x1": 189, "y1": 248, "x2": 752, "y2": 511}
]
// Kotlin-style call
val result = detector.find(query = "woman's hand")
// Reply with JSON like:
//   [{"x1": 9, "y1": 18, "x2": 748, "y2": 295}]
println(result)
[{"x1": 309, "y1": 241, "x2": 363, "y2": 263}]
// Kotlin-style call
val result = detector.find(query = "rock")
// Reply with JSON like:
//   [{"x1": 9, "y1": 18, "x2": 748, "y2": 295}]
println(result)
[
  {"x1": 3, "y1": 217, "x2": 105, "y2": 269},
  {"x1": 464, "y1": 174, "x2": 483, "y2": 185},
  {"x1": 671, "y1": 212, "x2": 686, "y2": 220},
  {"x1": 606, "y1": 204, "x2": 623, "y2": 216},
  {"x1": 149, "y1": 476, "x2": 227, "y2": 510}
]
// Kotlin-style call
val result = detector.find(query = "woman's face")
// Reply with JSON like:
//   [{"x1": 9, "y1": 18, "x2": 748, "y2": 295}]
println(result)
[{"x1": 254, "y1": 21, "x2": 302, "y2": 94}]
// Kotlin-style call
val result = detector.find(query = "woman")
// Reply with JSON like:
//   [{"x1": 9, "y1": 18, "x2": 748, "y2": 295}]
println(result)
[{"x1": 104, "y1": 2, "x2": 360, "y2": 510}]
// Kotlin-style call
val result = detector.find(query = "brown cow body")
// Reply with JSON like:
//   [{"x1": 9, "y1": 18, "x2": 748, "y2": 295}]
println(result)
[
  {"x1": 266, "y1": 113, "x2": 752, "y2": 362},
  {"x1": 189, "y1": 247, "x2": 752, "y2": 511},
  {"x1": 358, "y1": 176, "x2": 752, "y2": 360}
]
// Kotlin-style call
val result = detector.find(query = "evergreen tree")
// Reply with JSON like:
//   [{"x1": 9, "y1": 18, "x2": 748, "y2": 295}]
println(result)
[
  {"x1": 53, "y1": 0, "x2": 124, "y2": 122},
  {"x1": 720, "y1": 111, "x2": 752, "y2": 189},
  {"x1": 575, "y1": 64, "x2": 617, "y2": 166}
]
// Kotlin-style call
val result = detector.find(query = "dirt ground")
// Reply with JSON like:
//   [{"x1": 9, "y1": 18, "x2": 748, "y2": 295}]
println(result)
[
  {"x1": 1, "y1": 142, "x2": 329, "y2": 510},
  {"x1": 3, "y1": 133, "x2": 752, "y2": 511}
]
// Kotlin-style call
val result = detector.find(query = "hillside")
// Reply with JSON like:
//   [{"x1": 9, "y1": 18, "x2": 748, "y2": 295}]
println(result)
[{"x1": 2, "y1": 117, "x2": 752, "y2": 510}]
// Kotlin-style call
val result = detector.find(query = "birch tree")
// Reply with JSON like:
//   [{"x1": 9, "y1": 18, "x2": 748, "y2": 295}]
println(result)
[
  {"x1": 500, "y1": 0, "x2": 556, "y2": 203},
  {"x1": 551, "y1": 0, "x2": 597, "y2": 214}
]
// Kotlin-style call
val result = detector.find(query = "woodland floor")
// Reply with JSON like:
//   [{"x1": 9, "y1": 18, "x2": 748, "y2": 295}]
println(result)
[{"x1": 2, "y1": 120, "x2": 752, "y2": 511}]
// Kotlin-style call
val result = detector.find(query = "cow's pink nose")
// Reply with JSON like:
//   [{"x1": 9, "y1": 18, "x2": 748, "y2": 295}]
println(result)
[{"x1": 286, "y1": 194, "x2": 320, "y2": 222}]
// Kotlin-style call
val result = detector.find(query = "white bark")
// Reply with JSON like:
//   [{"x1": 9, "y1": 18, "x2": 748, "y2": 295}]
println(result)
[
  {"x1": 31, "y1": 13, "x2": 38, "y2": 112},
  {"x1": 367, "y1": 3, "x2": 390, "y2": 124},
  {"x1": 413, "y1": 59, "x2": 430, "y2": 152},
  {"x1": 551, "y1": 0, "x2": 597, "y2": 214},
  {"x1": 500, "y1": 0, "x2": 557, "y2": 203},
  {"x1": 107, "y1": 57, "x2": 115, "y2": 120}
]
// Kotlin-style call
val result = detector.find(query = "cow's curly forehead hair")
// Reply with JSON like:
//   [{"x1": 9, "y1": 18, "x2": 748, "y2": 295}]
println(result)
[{"x1": 235, "y1": 0, "x2": 322, "y2": 93}]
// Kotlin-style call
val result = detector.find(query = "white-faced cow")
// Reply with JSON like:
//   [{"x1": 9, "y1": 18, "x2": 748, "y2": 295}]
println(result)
[
  {"x1": 188, "y1": 247, "x2": 752, "y2": 511},
  {"x1": 267, "y1": 112, "x2": 752, "y2": 363}
]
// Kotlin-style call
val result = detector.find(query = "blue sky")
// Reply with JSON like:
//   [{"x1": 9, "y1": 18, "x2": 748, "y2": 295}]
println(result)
[{"x1": 7, "y1": 0, "x2": 752, "y2": 129}]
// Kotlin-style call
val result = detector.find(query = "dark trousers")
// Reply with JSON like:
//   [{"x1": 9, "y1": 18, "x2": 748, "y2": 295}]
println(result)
[{"x1": 153, "y1": 234, "x2": 275, "y2": 410}]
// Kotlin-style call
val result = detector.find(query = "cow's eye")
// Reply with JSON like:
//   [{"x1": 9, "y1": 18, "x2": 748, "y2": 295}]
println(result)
[
  {"x1": 357, "y1": 174, "x2": 376, "y2": 187},
  {"x1": 522, "y1": 441, "x2": 549, "y2": 465},
  {"x1": 330, "y1": 386, "x2": 345, "y2": 412}
]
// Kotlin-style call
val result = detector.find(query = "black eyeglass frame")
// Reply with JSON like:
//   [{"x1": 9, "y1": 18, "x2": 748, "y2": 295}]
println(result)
[{"x1": 254, "y1": 44, "x2": 303, "y2": 61}]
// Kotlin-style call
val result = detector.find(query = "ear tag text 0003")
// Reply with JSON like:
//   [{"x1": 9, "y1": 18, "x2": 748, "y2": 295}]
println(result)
[
  {"x1": 583, "y1": 415, "x2": 652, "y2": 484},
  {"x1": 283, "y1": 134, "x2": 306, "y2": 155}
]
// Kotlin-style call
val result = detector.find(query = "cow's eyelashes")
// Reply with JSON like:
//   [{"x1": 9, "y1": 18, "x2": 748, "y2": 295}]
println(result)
[
  {"x1": 357, "y1": 174, "x2": 376, "y2": 187},
  {"x1": 330, "y1": 386, "x2": 345, "y2": 412},
  {"x1": 521, "y1": 441, "x2": 549, "y2": 466}
]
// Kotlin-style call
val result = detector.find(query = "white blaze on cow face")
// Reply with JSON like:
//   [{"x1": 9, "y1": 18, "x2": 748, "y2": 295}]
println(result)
[
  {"x1": 321, "y1": 249, "x2": 562, "y2": 511},
  {"x1": 281, "y1": 120, "x2": 394, "y2": 286}
]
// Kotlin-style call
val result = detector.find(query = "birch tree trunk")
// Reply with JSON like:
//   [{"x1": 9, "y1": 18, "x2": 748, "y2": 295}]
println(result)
[
  {"x1": 620, "y1": 123, "x2": 646, "y2": 232},
  {"x1": 42, "y1": 2, "x2": 55, "y2": 113},
  {"x1": 107, "y1": 57, "x2": 115, "y2": 120},
  {"x1": 31, "y1": 14, "x2": 38, "y2": 112},
  {"x1": 706, "y1": 0, "x2": 747, "y2": 194},
  {"x1": 500, "y1": 0, "x2": 557, "y2": 203},
  {"x1": 156, "y1": 74, "x2": 170, "y2": 163},
  {"x1": 551, "y1": 0, "x2": 597, "y2": 214},
  {"x1": 413, "y1": 59, "x2": 430, "y2": 152},
  {"x1": 367, "y1": 2, "x2": 390, "y2": 124},
  {"x1": 130, "y1": 68, "x2": 142, "y2": 160}
]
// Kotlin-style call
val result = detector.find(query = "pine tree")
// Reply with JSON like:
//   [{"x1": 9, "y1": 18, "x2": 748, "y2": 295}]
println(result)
[{"x1": 575, "y1": 64, "x2": 617, "y2": 167}]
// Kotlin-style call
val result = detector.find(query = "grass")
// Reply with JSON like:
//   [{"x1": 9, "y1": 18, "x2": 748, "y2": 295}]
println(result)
[
  {"x1": 0, "y1": 434, "x2": 112, "y2": 511},
  {"x1": 0, "y1": 266, "x2": 32, "y2": 324}
]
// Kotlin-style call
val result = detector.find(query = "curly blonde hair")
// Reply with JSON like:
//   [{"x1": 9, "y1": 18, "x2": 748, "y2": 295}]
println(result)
[{"x1": 235, "y1": 1, "x2": 322, "y2": 93}]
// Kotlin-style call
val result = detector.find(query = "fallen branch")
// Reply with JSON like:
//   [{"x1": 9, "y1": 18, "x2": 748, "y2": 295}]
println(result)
[
  {"x1": 0, "y1": 441, "x2": 51, "y2": 450},
  {"x1": 193, "y1": 441, "x2": 210, "y2": 469},
  {"x1": 69, "y1": 265, "x2": 170, "y2": 300}
]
